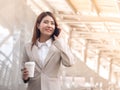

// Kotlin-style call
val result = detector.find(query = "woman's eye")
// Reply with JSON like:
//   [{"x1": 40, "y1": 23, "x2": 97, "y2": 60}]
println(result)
[
  {"x1": 51, "y1": 22, "x2": 55, "y2": 25},
  {"x1": 43, "y1": 20, "x2": 55, "y2": 25},
  {"x1": 44, "y1": 21, "x2": 49, "y2": 24}
]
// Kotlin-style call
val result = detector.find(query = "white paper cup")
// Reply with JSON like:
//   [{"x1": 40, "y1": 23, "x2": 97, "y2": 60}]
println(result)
[{"x1": 25, "y1": 62, "x2": 35, "y2": 77}]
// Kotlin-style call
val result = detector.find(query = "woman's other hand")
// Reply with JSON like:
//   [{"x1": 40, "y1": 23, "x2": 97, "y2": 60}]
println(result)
[{"x1": 22, "y1": 68, "x2": 29, "y2": 80}]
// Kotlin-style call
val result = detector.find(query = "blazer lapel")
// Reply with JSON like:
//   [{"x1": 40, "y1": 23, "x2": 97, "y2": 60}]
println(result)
[
  {"x1": 32, "y1": 45, "x2": 44, "y2": 69},
  {"x1": 43, "y1": 45, "x2": 55, "y2": 68}
]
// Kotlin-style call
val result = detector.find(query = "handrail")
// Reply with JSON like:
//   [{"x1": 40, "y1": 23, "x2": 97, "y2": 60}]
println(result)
[{"x1": 0, "y1": 50, "x2": 12, "y2": 63}]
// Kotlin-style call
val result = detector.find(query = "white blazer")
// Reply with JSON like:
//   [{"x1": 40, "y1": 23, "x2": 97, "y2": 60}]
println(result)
[{"x1": 21, "y1": 39, "x2": 75, "y2": 90}]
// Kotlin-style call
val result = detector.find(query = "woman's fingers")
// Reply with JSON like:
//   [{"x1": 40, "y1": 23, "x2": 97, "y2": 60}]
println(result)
[{"x1": 22, "y1": 68, "x2": 29, "y2": 80}]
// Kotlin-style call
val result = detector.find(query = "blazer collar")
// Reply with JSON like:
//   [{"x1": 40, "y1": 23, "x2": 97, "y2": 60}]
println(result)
[{"x1": 31, "y1": 42, "x2": 55, "y2": 69}]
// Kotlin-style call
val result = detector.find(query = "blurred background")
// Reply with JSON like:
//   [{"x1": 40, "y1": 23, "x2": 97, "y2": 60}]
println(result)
[{"x1": 1, "y1": 0, "x2": 120, "y2": 90}]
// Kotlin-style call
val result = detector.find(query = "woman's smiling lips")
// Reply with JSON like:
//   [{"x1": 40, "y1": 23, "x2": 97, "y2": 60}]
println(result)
[{"x1": 45, "y1": 28, "x2": 52, "y2": 32}]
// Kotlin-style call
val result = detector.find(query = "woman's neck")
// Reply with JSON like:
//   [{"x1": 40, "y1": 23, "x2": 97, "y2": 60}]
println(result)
[{"x1": 39, "y1": 36, "x2": 50, "y2": 42}]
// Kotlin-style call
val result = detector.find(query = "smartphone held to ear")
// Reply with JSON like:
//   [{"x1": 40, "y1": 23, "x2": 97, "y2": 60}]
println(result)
[{"x1": 53, "y1": 27, "x2": 61, "y2": 36}]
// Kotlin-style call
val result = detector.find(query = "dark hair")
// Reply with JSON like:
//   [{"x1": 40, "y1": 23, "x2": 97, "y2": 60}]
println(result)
[{"x1": 31, "y1": 11, "x2": 61, "y2": 48}]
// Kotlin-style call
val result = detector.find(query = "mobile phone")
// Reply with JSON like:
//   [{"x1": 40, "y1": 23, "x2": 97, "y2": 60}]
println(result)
[{"x1": 53, "y1": 27, "x2": 61, "y2": 37}]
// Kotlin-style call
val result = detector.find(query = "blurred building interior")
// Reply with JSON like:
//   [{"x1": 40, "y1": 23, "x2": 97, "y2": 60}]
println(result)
[{"x1": 0, "y1": 0, "x2": 120, "y2": 90}]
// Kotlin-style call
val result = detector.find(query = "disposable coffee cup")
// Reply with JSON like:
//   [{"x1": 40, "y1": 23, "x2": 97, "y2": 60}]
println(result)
[{"x1": 25, "y1": 61, "x2": 35, "y2": 77}]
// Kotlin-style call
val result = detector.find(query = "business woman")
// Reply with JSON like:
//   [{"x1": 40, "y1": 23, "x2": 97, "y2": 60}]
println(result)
[{"x1": 21, "y1": 11, "x2": 75, "y2": 90}]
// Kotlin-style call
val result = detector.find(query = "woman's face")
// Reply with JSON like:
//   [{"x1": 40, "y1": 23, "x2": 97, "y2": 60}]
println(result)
[{"x1": 38, "y1": 15, "x2": 55, "y2": 37}]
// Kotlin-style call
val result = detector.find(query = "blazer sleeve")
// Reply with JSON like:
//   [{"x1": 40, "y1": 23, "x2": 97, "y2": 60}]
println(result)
[
  {"x1": 53, "y1": 38, "x2": 75, "y2": 67},
  {"x1": 21, "y1": 44, "x2": 29, "y2": 69},
  {"x1": 21, "y1": 43, "x2": 30, "y2": 83}
]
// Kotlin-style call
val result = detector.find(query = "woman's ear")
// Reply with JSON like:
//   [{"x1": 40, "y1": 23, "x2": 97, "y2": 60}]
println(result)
[{"x1": 37, "y1": 23, "x2": 40, "y2": 29}]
